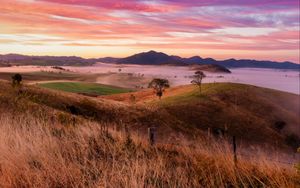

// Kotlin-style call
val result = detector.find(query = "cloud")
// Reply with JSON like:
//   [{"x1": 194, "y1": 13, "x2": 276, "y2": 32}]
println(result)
[
  {"x1": 39, "y1": 0, "x2": 180, "y2": 12},
  {"x1": 0, "y1": 0, "x2": 299, "y2": 62}
]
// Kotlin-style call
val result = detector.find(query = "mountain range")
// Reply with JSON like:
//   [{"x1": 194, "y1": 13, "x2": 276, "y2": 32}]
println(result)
[
  {"x1": 0, "y1": 51, "x2": 299, "y2": 69},
  {"x1": 115, "y1": 50, "x2": 300, "y2": 69}
]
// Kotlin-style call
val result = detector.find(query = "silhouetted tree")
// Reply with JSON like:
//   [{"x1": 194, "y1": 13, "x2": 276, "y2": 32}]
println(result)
[
  {"x1": 148, "y1": 78, "x2": 170, "y2": 99},
  {"x1": 191, "y1": 71, "x2": 206, "y2": 93},
  {"x1": 12, "y1": 73, "x2": 22, "y2": 87}
]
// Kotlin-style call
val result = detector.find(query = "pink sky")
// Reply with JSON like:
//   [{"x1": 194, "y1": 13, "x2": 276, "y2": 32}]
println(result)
[{"x1": 0, "y1": 0, "x2": 299, "y2": 63}]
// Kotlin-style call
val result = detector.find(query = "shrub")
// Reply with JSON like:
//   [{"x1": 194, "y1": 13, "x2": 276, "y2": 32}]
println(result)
[
  {"x1": 273, "y1": 121, "x2": 286, "y2": 132},
  {"x1": 285, "y1": 134, "x2": 300, "y2": 150},
  {"x1": 12, "y1": 73, "x2": 22, "y2": 87}
]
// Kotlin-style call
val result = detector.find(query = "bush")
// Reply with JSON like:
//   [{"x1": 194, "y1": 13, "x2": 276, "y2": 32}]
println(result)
[
  {"x1": 273, "y1": 121, "x2": 286, "y2": 132},
  {"x1": 12, "y1": 73, "x2": 22, "y2": 87},
  {"x1": 285, "y1": 134, "x2": 300, "y2": 150}
]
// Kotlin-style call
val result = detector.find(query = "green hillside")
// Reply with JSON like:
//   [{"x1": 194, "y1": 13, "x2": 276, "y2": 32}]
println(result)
[{"x1": 38, "y1": 82, "x2": 132, "y2": 96}]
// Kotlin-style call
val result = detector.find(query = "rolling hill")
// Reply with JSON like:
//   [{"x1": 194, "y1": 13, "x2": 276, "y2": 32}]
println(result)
[
  {"x1": 0, "y1": 80, "x2": 299, "y2": 187},
  {"x1": 1, "y1": 79, "x2": 299, "y2": 149},
  {"x1": 103, "y1": 83, "x2": 300, "y2": 149}
]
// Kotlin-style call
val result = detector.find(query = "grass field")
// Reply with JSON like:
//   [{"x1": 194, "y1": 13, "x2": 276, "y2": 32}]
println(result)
[
  {"x1": 0, "y1": 80, "x2": 300, "y2": 187},
  {"x1": 38, "y1": 81, "x2": 132, "y2": 95},
  {"x1": 0, "y1": 80, "x2": 299, "y2": 187}
]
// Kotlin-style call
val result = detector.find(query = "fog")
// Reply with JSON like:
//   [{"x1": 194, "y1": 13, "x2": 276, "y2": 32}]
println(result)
[
  {"x1": 1, "y1": 63, "x2": 299, "y2": 94},
  {"x1": 68, "y1": 63, "x2": 300, "y2": 95}
]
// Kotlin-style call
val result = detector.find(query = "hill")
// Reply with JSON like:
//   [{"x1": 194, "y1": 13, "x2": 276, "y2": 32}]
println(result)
[
  {"x1": 0, "y1": 80, "x2": 299, "y2": 187},
  {"x1": 189, "y1": 64, "x2": 231, "y2": 73},
  {"x1": 0, "y1": 79, "x2": 299, "y2": 149},
  {"x1": 115, "y1": 51, "x2": 299, "y2": 70},
  {"x1": 2, "y1": 51, "x2": 299, "y2": 69},
  {"x1": 117, "y1": 50, "x2": 184, "y2": 65},
  {"x1": 103, "y1": 83, "x2": 300, "y2": 149},
  {"x1": 0, "y1": 54, "x2": 95, "y2": 66}
]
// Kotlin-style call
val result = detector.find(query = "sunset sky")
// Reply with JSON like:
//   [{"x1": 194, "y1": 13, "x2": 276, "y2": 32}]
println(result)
[{"x1": 0, "y1": 0, "x2": 299, "y2": 62}]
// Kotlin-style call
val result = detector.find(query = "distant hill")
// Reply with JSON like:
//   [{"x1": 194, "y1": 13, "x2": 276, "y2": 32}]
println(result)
[
  {"x1": 0, "y1": 54, "x2": 95, "y2": 66},
  {"x1": 189, "y1": 64, "x2": 231, "y2": 73},
  {"x1": 1, "y1": 51, "x2": 299, "y2": 69},
  {"x1": 117, "y1": 50, "x2": 184, "y2": 65},
  {"x1": 116, "y1": 51, "x2": 300, "y2": 70}
]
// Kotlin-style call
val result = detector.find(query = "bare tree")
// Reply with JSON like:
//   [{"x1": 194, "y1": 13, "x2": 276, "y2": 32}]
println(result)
[
  {"x1": 148, "y1": 78, "x2": 170, "y2": 99},
  {"x1": 191, "y1": 71, "x2": 206, "y2": 93}
]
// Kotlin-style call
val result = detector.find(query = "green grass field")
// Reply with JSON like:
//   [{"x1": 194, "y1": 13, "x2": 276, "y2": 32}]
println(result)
[{"x1": 38, "y1": 82, "x2": 132, "y2": 95}]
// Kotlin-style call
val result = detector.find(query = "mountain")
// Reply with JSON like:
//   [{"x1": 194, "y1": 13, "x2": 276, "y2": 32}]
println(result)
[
  {"x1": 117, "y1": 50, "x2": 184, "y2": 65},
  {"x1": 218, "y1": 58, "x2": 300, "y2": 69},
  {"x1": 116, "y1": 51, "x2": 299, "y2": 69},
  {"x1": 0, "y1": 51, "x2": 299, "y2": 69}
]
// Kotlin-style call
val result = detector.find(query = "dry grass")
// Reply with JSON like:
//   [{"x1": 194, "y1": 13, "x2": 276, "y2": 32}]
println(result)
[
  {"x1": 0, "y1": 81, "x2": 299, "y2": 187},
  {"x1": 0, "y1": 112, "x2": 299, "y2": 188}
]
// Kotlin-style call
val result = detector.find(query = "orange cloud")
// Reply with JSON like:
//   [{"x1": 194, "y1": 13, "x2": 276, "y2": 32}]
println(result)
[{"x1": 0, "y1": 0, "x2": 298, "y2": 63}]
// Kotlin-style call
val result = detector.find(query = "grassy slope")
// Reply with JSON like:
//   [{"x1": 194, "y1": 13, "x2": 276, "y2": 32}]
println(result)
[
  {"x1": 0, "y1": 71, "x2": 81, "y2": 82},
  {"x1": 38, "y1": 82, "x2": 132, "y2": 95},
  {"x1": 1, "y1": 79, "x2": 298, "y2": 149},
  {"x1": 0, "y1": 71, "x2": 110, "y2": 85},
  {"x1": 104, "y1": 83, "x2": 300, "y2": 149},
  {"x1": 0, "y1": 80, "x2": 299, "y2": 187}
]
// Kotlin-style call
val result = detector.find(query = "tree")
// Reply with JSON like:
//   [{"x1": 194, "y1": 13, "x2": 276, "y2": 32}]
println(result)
[
  {"x1": 148, "y1": 78, "x2": 170, "y2": 99},
  {"x1": 191, "y1": 71, "x2": 206, "y2": 93},
  {"x1": 12, "y1": 73, "x2": 22, "y2": 87}
]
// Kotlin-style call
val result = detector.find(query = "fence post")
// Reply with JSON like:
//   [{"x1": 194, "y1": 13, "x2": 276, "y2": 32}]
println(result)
[
  {"x1": 207, "y1": 127, "x2": 211, "y2": 139},
  {"x1": 148, "y1": 127, "x2": 156, "y2": 146},
  {"x1": 224, "y1": 124, "x2": 228, "y2": 138},
  {"x1": 232, "y1": 136, "x2": 237, "y2": 165}
]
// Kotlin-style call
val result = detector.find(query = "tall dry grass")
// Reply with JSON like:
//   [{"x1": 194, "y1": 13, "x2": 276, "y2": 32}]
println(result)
[{"x1": 0, "y1": 112, "x2": 299, "y2": 188}]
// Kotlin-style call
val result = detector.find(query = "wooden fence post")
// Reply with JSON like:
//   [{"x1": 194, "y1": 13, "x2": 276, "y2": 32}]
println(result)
[
  {"x1": 232, "y1": 136, "x2": 237, "y2": 165},
  {"x1": 207, "y1": 127, "x2": 211, "y2": 139},
  {"x1": 148, "y1": 127, "x2": 156, "y2": 146}
]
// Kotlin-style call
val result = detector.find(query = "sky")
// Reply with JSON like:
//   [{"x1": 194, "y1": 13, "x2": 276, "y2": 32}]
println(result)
[{"x1": 0, "y1": 0, "x2": 299, "y2": 63}]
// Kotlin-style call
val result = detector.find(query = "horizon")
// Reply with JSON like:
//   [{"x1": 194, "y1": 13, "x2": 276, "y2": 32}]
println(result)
[
  {"x1": 0, "y1": 50, "x2": 298, "y2": 64},
  {"x1": 0, "y1": 0, "x2": 299, "y2": 63}
]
